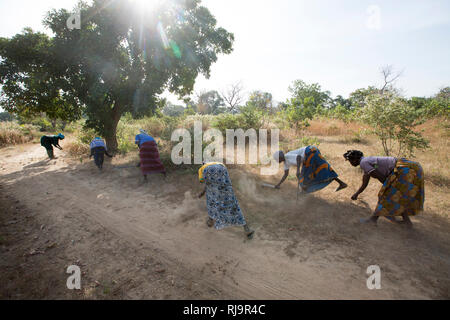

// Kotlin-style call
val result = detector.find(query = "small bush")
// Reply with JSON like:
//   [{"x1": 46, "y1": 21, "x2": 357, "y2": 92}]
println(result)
[
  {"x1": 299, "y1": 136, "x2": 321, "y2": 147},
  {"x1": 212, "y1": 113, "x2": 241, "y2": 133},
  {"x1": 65, "y1": 141, "x2": 90, "y2": 157},
  {"x1": 360, "y1": 92, "x2": 430, "y2": 157},
  {"x1": 212, "y1": 106, "x2": 263, "y2": 133}
]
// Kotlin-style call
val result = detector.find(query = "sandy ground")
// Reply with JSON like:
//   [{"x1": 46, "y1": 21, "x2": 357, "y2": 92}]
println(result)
[{"x1": 1, "y1": 142, "x2": 449, "y2": 299}]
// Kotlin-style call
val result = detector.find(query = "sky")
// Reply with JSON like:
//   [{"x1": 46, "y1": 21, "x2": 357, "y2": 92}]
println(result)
[{"x1": 0, "y1": 0, "x2": 449, "y2": 106}]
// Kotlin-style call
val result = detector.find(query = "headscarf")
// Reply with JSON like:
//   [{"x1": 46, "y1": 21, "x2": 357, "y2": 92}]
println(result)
[
  {"x1": 198, "y1": 162, "x2": 224, "y2": 183},
  {"x1": 57, "y1": 133, "x2": 65, "y2": 139},
  {"x1": 273, "y1": 150, "x2": 284, "y2": 162},
  {"x1": 343, "y1": 150, "x2": 364, "y2": 161},
  {"x1": 139, "y1": 129, "x2": 149, "y2": 135},
  {"x1": 95, "y1": 137, "x2": 102, "y2": 140}
]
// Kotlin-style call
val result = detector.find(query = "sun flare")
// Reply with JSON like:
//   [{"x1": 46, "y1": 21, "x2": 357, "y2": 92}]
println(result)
[{"x1": 129, "y1": 0, "x2": 161, "y2": 12}]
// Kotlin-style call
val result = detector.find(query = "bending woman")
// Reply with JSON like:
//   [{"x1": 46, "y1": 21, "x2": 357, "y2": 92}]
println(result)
[
  {"x1": 343, "y1": 150, "x2": 424, "y2": 227},
  {"x1": 40, "y1": 133, "x2": 64, "y2": 159},
  {"x1": 135, "y1": 129, "x2": 166, "y2": 182},
  {"x1": 273, "y1": 146, "x2": 347, "y2": 193},
  {"x1": 89, "y1": 137, "x2": 113, "y2": 170},
  {"x1": 198, "y1": 162, "x2": 254, "y2": 239}
]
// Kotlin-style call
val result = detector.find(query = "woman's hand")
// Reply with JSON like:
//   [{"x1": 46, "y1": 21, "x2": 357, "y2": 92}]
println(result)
[
  {"x1": 351, "y1": 193, "x2": 359, "y2": 200},
  {"x1": 198, "y1": 189, "x2": 206, "y2": 198}
]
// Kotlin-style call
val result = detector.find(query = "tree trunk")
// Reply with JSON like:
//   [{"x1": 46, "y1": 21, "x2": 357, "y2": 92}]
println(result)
[{"x1": 104, "y1": 104, "x2": 121, "y2": 154}]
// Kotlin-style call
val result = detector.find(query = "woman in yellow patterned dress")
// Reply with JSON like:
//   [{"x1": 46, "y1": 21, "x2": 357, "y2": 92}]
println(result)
[{"x1": 343, "y1": 150, "x2": 424, "y2": 227}]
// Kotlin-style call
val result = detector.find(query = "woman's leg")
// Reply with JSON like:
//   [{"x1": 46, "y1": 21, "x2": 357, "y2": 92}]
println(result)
[
  {"x1": 98, "y1": 152, "x2": 104, "y2": 169},
  {"x1": 46, "y1": 147, "x2": 54, "y2": 159},
  {"x1": 400, "y1": 212, "x2": 413, "y2": 228},
  {"x1": 334, "y1": 177, "x2": 347, "y2": 191},
  {"x1": 360, "y1": 215, "x2": 379, "y2": 224},
  {"x1": 243, "y1": 224, "x2": 255, "y2": 239}
]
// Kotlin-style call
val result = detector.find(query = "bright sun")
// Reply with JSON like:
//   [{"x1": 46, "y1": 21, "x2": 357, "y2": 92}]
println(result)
[{"x1": 130, "y1": 0, "x2": 161, "y2": 12}]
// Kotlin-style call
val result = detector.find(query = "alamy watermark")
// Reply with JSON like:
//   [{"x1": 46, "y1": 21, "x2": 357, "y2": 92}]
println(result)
[
  {"x1": 66, "y1": 265, "x2": 81, "y2": 290},
  {"x1": 366, "y1": 265, "x2": 381, "y2": 289},
  {"x1": 170, "y1": 121, "x2": 280, "y2": 175}
]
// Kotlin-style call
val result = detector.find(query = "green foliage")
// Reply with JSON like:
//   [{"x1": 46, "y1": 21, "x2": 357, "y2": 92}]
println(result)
[
  {"x1": 359, "y1": 92, "x2": 430, "y2": 157},
  {"x1": 212, "y1": 105, "x2": 263, "y2": 133},
  {"x1": 247, "y1": 91, "x2": 273, "y2": 112},
  {"x1": 76, "y1": 127, "x2": 97, "y2": 145},
  {"x1": 327, "y1": 104, "x2": 356, "y2": 123},
  {"x1": 299, "y1": 136, "x2": 321, "y2": 147},
  {"x1": 288, "y1": 80, "x2": 332, "y2": 109},
  {"x1": 0, "y1": 28, "x2": 82, "y2": 123},
  {"x1": 238, "y1": 105, "x2": 263, "y2": 130},
  {"x1": 349, "y1": 86, "x2": 379, "y2": 109},
  {"x1": 212, "y1": 113, "x2": 241, "y2": 132},
  {"x1": 422, "y1": 87, "x2": 450, "y2": 119},
  {"x1": 24, "y1": 116, "x2": 53, "y2": 132},
  {"x1": 283, "y1": 99, "x2": 314, "y2": 132},
  {"x1": 1, "y1": 0, "x2": 234, "y2": 151}
]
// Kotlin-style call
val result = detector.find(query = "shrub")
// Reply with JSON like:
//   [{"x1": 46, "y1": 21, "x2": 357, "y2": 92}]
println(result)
[
  {"x1": 212, "y1": 106, "x2": 263, "y2": 133},
  {"x1": 299, "y1": 136, "x2": 321, "y2": 147},
  {"x1": 65, "y1": 141, "x2": 90, "y2": 157},
  {"x1": 212, "y1": 113, "x2": 241, "y2": 133},
  {"x1": 360, "y1": 92, "x2": 430, "y2": 157}
]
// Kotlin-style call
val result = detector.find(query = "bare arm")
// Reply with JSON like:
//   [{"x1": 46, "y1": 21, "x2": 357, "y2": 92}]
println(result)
[
  {"x1": 352, "y1": 174, "x2": 370, "y2": 200},
  {"x1": 296, "y1": 155, "x2": 302, "y2": 181},
  {"x1": 275, "y1": 169, "x2": 289, "y2": 189},
  {"x1": 198, "y1": 186, "x2": 206, "y2": 198}
]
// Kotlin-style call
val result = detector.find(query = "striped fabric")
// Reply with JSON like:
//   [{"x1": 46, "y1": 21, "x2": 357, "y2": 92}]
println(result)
[{"x1": 139, "y1": 140, "x2": 166, "y2": 175}]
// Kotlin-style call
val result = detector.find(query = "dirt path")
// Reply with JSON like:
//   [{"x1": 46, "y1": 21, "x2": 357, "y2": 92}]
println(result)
[{"x1": 1, "y1": 143, "x2": 449, "y2": 299}]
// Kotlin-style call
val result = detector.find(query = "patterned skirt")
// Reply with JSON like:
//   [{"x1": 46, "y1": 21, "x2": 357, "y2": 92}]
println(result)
[
  {"x1": 374, "y1": 158, "x2": 424, "y2": 217},
  {"x1": 139, "y1": 141, "x2": 166, "y2": 175},
  {"x1": 204, "y1": 164, "x2": 246, "y2": 230},
  {"x1": 299, "y1": 146, "x2": 338, "y2": 193}
]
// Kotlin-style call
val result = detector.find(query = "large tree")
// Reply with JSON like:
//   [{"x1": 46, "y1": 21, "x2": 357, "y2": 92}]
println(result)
[
  {"x1": 0, "y1": 0, "x2": 233, "y2": 151},
  {"x1": 0, "y1": 28, "x2": 82, "y2": 123}
]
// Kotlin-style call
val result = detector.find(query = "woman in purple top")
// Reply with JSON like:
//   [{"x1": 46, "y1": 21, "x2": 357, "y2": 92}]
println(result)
[{"x1": 344, "y1": 150, "x2": 425, "y2": 227}]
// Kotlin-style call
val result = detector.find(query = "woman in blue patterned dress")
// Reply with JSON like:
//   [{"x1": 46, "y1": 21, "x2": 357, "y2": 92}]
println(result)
[{"x1": 198, "y1": 162, "x2": 254, "y2": 239}]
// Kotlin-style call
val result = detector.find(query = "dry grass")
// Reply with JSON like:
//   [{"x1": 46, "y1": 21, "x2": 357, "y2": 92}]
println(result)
[
  {"x1": 0, "y1": 122, "x2": 39, "y2": 147},
  {"x1": 65, "y1": 139, "x2": 91, "y2": 157}
]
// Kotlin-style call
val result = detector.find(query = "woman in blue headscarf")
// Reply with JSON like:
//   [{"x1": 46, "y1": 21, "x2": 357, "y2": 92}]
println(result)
[
  {"x1": 135, "y1": 129, "x2": 166, "y2": 182},
  {"x1": 40, "y1": 133, "x2": 64, "y2": 159},
  {"x1": 89, "y1": 137, "x2": 113, "y2": 170}
]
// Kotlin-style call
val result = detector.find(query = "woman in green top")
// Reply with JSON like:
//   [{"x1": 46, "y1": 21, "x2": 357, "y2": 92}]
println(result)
[{"x1": 40, "y1": 133, "x2": 64, "y2": 159}]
